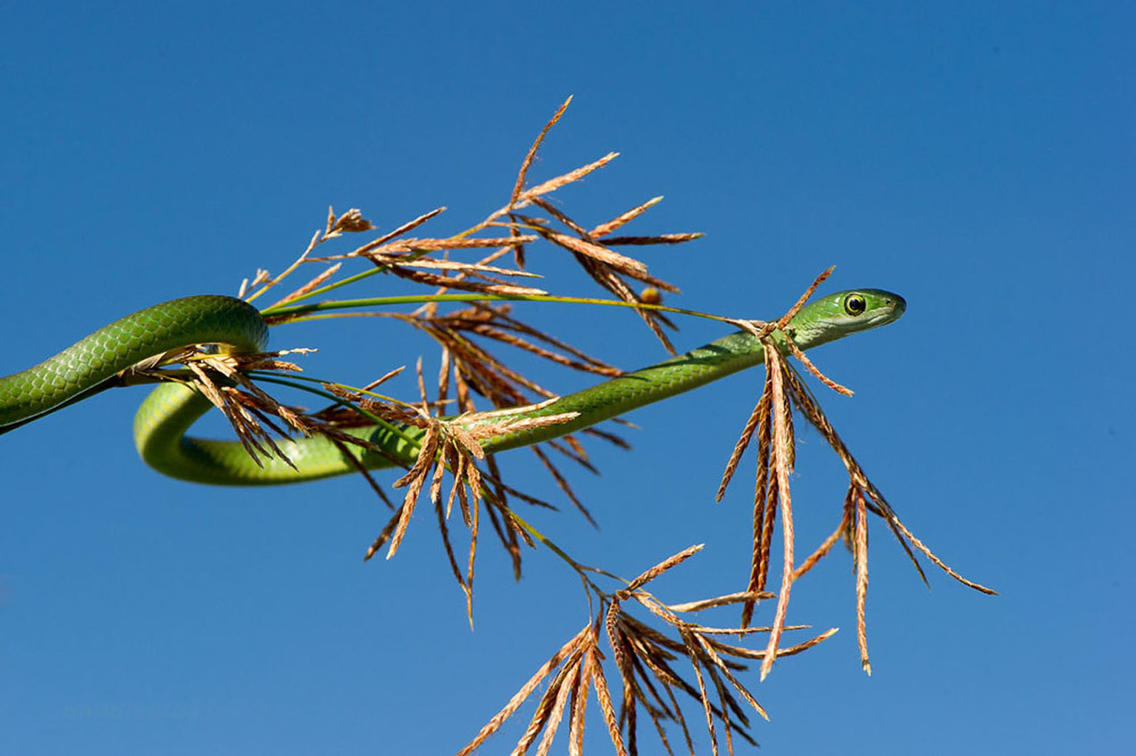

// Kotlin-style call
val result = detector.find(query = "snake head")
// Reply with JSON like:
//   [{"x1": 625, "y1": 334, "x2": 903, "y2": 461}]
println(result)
[{"x1": 788, "y1": 289, "x2": 907, "y2": 349}]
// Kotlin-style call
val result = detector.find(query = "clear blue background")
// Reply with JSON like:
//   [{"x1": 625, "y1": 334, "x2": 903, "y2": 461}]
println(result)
[{"x1": 2, "y1": 2, "x2": 1132, "y2": 754}]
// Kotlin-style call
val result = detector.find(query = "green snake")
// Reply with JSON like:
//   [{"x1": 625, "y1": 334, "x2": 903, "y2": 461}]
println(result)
[{"x1": 0, "y1": 290, "x2": 905, "y2": 484}]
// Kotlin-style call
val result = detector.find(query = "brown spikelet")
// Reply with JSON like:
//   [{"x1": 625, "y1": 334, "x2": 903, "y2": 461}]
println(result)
[
  {"x1": 512, "y1": 97, "x2": 573, "y2": 204},
  {"x1": 456, "y1": 624, "x2": 591, "y2": 756},
  {"x1": 520, "y1": 152, "x2": 619, "y2": 202},
  {"x1": 853, "y1": 486, "x2": 872, "y2": 675},
  {"x1": 601, "y1": 233, "x2": 704, "y2": 246},
  {"x1": 759, "y1": 346, "x2": 795, "y2": 682}
]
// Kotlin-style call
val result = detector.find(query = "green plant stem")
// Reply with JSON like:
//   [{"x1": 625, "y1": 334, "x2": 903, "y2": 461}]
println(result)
[{"x1": 262, "y1": 292, "x2": 737, "y2": 326}]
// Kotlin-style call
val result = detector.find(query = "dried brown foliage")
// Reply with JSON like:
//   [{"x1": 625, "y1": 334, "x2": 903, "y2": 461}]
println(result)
[
  {"x1": 459, "y1": 546, "x2": 837, "y2": 755},
  {"x1": 713, "y1": 270, "x2": 996, "y2": 680},
  {"x1": 116, "y1": 99, "x2": 992, "y2": 754}
]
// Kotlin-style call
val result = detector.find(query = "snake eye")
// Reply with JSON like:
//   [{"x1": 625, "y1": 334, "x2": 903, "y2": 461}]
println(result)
[{"x1": 843, "y1": 293, "x2": 867, "y2": 316}]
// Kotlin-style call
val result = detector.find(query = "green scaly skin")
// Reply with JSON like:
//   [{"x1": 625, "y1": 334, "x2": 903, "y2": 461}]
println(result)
[{"x1": 0, "y1": 290, "x2": 905, "y2": 485}]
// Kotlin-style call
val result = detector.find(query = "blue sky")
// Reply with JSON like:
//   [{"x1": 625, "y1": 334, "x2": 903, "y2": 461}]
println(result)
[{"x1": 2, "y1": 2, "x2": 1133, "y2": 754}]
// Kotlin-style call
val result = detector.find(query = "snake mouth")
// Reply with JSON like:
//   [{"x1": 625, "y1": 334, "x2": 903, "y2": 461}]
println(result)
[
  {"x1": 870, "y1": 294, "x2": 905, "y2": 329},
  {"x1": 861, "y1": 291, "x2": 906, "y2": 327}
]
